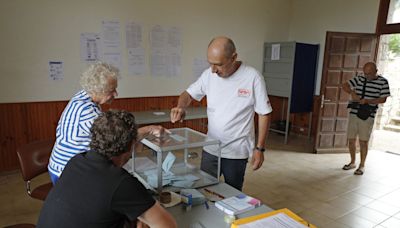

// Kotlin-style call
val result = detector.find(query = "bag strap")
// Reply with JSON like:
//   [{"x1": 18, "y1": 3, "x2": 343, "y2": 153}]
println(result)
[{"x1": 360, "y1": 76, "x2": 367, "y2": 99}]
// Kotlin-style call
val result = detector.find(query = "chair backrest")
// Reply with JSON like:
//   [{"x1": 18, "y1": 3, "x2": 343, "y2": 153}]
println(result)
[{"x1": 17, "y1": 139, "x2": 54, "y2": 181}]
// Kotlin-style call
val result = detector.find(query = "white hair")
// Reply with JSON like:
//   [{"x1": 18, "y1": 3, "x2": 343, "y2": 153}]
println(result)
[{"x1": 80, "y1": 62, "x2": 119, "y2": 94}]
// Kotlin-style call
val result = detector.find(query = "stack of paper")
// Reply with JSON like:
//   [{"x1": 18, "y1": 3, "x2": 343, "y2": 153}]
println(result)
[{"x1": 215, "y1": 194, "x2": 261, "y2": 215}]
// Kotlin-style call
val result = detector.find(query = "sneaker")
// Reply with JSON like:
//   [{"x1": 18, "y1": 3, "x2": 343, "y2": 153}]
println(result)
[{"x1": 342, "y1": 163, "x2": 356, "y2": 170}]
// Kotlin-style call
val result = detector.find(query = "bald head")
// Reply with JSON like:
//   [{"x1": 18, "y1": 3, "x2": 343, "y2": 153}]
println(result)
[
  {"x1": 363, "y1": 62, "x2": 378, "y2": 80},
  {"x1": 208, "y1": 36, "x2": 236, "y2": 58},
  {"x1": 207, "y1": 36, "x2": 239, "y2": 77}
]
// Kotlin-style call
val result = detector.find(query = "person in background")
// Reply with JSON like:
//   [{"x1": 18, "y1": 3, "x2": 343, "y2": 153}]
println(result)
[
  {"x1": 38, "y1": 110, "x2": 177, "y2": 228},
  {"x1": 48, "y1": 62, "x2": 165, "y2": 184},
  {"x1": 342, "y1": 62, "x2": 390, "y2": 175},
  {"x1": 170, "y1": 36, "x2": 272, "y2": 190}
]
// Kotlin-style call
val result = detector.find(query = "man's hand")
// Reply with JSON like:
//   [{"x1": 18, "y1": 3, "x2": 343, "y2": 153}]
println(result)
[
  {"x1": 251, "y1": 150, "x2": 264, "y2": 170},
  {"x1": 149, "y1": 125, "x2": 170, "y2": 137},
  {"x1": 359, "y1": 99, "x2": 369, "y2": 105},
  {"x1": 351, "y1": 91, "x2": 360, "y2": 102},
  {"x1": 170, "y1": 107, "x2": 186, "y2": 123}
]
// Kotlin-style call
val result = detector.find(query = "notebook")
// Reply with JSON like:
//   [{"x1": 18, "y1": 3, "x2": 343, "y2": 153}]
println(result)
[{"x1": 215, "y1": 194, "x2": 261, "y2": 215}]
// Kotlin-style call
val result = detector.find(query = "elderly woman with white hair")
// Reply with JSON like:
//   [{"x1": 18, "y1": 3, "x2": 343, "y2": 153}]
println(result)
[{"x1": 48, "y1": 62, "x2": 164, "y2": 184}]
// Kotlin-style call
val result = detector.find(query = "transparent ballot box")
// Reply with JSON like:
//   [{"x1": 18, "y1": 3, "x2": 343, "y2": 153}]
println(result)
[{"x1": 131, "y1": 128, "x2": 221, "y2": 194}]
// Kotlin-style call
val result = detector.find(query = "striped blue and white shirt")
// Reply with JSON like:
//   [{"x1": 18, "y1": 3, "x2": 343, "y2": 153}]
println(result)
[
  {"x1": 348, "y1": 75, "x2": 390, "y2": 118},
  {"x1": 48, "y1": 90, "x2": 101, "y2": 177}
]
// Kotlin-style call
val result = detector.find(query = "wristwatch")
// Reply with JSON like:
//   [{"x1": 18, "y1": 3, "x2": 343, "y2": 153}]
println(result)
[{"x1": 255, "y1": 146, "x2": 265, "y2": 152}]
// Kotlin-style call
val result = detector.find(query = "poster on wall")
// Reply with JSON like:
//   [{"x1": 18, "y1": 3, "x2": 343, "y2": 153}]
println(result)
[
  {"x1": 126, "y1": 21, "x2": 146, "y2": 76},
  {"x1": 80, "y1": 33, "x2": 102, "y2": 63},
  {"x1": 49, "y1": 61, "x2": 63, "y2": 81},
  {"x1": 192, "y1": 58, "x2": 209, "y2": 79},
  {"x1": 150, "y1": 25, "x2": 182, "y2": 77},
  {"x1": 102, "y1": 20, "x2": 122, "y2": 70}
]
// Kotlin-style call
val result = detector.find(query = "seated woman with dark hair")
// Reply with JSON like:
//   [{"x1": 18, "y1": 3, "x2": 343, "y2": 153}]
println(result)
[{"x1": 38, "y1": 110, "x2": 177, "y2": 228}]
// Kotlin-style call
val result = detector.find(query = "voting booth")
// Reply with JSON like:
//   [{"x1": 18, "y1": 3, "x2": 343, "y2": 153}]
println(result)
[{"x1": 126, "y1": 128, "x2": 221, "y2": 195}]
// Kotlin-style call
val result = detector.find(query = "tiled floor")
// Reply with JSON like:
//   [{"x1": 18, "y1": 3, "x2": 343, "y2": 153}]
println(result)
[{"x1": 1, "y1": 134, "x2": 400, "y2": 227}]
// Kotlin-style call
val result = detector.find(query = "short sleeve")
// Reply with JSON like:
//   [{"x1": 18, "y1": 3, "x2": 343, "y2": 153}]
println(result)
[
  {"x1": 254, "y1": 73, "x2": 273, "y2": 115},
  {"x1": 111, "y1": 175, "x2": 156, "y2": 221},
  {"x1": 186, "y1": 71, "x2": 209, "y2": 101},
  {"x1": 348, "y1": 76, "x2": 359, "y2": 89},
  {"x1": 380, "y1": 78, "x2": 390, "y2": 98}
]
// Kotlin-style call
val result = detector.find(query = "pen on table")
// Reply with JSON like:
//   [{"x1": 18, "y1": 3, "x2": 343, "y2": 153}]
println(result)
[{"x1": 203, "y1": 188, "x2": 225, "y2": 199}]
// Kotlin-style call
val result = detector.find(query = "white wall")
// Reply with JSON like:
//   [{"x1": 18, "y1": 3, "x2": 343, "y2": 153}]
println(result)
[
  {"x1": 288, "y1": 0, "x2": 380, "y2": 95},
  {"x1": 0, "y1": 0, "x2": 292, "y2": 103}
]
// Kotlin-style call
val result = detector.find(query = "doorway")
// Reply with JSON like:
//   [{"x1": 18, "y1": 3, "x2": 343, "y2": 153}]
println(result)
[{"x1": 370, "y1": 33, "x2": 400, "y2": 154}]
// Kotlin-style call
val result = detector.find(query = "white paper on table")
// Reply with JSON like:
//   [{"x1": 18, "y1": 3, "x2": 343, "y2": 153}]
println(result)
[
  {"x1": 238, "y1": 212, "x2": 308, "y2": 228},
  {"x1": 153, "y1": 112, "x2": 166, "y2": 116}
]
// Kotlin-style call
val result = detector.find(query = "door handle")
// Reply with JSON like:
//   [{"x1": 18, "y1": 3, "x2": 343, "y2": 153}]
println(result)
[{"x1": 320, "y1": 95, "x2": 331, "y2": 108}]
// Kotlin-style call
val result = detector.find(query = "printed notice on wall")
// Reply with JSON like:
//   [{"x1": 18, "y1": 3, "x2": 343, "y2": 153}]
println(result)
[
  {"x1": 150, "y1": 25, "x2": 182, "y2": 77},
  {"x1": 271, "y1": 44, "x2": 280, "y2": 61},
  {"x1": 192, "y1": 58, "x2": 209, "y2": 79},
  {"x1": 126, "y1": 21, "x2": 146, "y2": 76},
  {"x1": 127, "y1": 47, "x2": 146, "y2": 76},
  {"x1": 49, "y1": 61, "x2": 63, "y2": 81},
  {"x1": 80, "y1": 33, "x2": 102, "y2": 63},
  {"x1": 102, "y1": 20, "x2": 122, "y2": 70}
]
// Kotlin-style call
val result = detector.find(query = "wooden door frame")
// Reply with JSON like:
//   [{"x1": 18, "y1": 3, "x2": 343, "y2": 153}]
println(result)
[{"x1": 314, "y1": 31, "x2": 379, "y2": 153}]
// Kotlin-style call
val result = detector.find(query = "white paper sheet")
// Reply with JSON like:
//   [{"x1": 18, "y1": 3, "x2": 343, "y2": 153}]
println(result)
[
  {"x1": 192, "y1": 58, "x2": 209, "y2": 79},
  {"x1": 102, "y1": 20, "x2": 122, "y2": 69},
  {"x1": 127, "y1": 47, "x2": 146, "y2": 75},
  {"x1": 49, "y1": 61, "x2": 63, "y2": 81},
  {"x1": 150, "y1": 25, "x2": 182, "y2": 77},
  {"x1": 126, "y1": 21, "x2": 143, "y2": 49},
  {"x1": 102, "y1": 20, "x2": 121, "y2": 50},
  {"x1": 80, "y1": 33, "x2": 102, "y2": 62},
  {"x1": 238, "y1": 212, "x2": 308, "y2": 228},
  {"x1": 271, "y1": 44, "x2": 280, "y2": 61}
]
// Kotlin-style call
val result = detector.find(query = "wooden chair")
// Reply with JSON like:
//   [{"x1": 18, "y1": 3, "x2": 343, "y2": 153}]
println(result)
[{"x1": 16, "y1": 139, "x2": 54, "y2": 201}]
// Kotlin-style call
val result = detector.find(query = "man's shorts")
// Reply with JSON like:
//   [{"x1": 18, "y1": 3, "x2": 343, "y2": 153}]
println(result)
[{"x1": 347, "y1": 114, "x2": 375, "y2": 141}]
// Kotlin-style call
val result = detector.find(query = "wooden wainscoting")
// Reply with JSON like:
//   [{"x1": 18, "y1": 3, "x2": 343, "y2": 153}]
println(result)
[
  {"x1": 0, "y1": 95, "x2": 321, "y2": 172},
  {"x1": 0, "y1": 96, "x2": 207, "y2": 172}
]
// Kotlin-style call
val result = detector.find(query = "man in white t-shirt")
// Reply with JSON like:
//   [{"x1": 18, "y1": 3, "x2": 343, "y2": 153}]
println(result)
[{"x1": 170, "y1": 36, "x2": 272, "y2": 190}]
